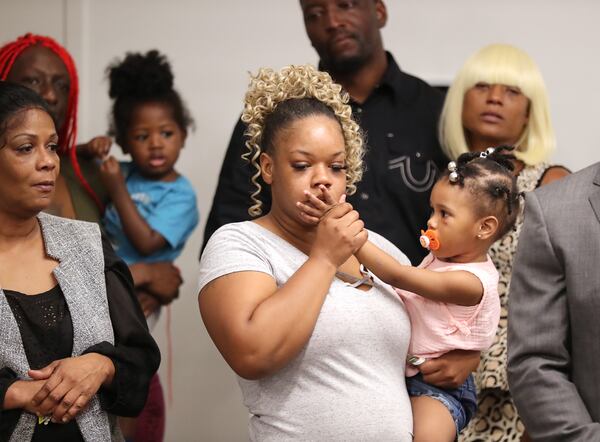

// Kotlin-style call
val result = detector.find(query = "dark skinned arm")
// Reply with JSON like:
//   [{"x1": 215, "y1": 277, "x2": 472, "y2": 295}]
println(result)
[
  {"x1": 100, "y1": 156, "x2": 166, "y2": 256},
  {"x1": 420, "y1": 350, "x2": 480, "y2": 388},
  {"x1": 128, "y1": 262, "x2": 182, "y2": 304}
]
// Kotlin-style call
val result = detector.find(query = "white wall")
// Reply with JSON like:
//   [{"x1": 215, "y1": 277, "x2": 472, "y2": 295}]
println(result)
[{"x1": 2, "y1": 1, "x2": 599, "y2": 439}]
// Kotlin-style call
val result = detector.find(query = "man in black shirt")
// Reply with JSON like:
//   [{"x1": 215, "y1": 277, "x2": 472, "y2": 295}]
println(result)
[{"x1": 202, "y1": 0, "x2": 447, "y2": 264}]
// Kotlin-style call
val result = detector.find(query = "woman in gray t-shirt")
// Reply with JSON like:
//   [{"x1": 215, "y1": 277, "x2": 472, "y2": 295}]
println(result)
[{"x1": 198, "y1": 65, "x2": 477, "y2": 441}]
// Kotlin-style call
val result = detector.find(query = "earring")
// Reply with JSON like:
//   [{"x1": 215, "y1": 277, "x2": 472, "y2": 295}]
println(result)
[{"x1": 477, "y1": 234, "x2": 482, "y2": 239}]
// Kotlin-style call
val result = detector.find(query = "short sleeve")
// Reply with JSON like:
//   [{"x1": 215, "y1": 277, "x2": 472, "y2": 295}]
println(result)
[
  {"x1": 198, "y1": 223, "x2": 275, "y2": 295},
  {"x1": 443, "y1": 259, "x2": 500, "y2": 343},
  {"x1": 441, "y1": 259, "x2": 499, "y2": 302},
  {"x1": 146, "y1": 181, "x2": 199, "y2": 249}
]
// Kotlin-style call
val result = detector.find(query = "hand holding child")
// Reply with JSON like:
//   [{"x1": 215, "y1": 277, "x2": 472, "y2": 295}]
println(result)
[
  {"x1": 419, "y1": 350, "x2": 481, "y2": 389},
  {"x1": 137, "y1": 290, "x2": 162, "y2": 317},
  {"x1": 143, "y1": 262, "x2": 182, "y2": 304}
]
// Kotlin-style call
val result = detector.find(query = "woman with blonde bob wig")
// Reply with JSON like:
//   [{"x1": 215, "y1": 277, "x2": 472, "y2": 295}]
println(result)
[
  {"x1": 198, "y1": 65, "x2": 478, "y2": 441},
  {"x1": 440, "y1": 44, "x2": 569, "y2": 442}
]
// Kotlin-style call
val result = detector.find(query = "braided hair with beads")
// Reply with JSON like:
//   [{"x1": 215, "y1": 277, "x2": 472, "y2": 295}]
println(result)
[{"x1": 441, "y1": 145, "x2": 522, "y2": 239}]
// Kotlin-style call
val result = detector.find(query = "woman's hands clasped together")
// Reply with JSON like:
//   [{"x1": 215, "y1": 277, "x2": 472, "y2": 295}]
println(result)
[{"x1": 14, "y1": 353, "x2": 115, "y2": 424}]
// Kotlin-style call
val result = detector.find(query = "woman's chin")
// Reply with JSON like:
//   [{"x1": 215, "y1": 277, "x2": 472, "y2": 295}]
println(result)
[
  {"x1": 27, "y1": 200, "x2": 56, "y2": 217},
  {"x1": 298, "y1": 216, "x2": 319, "y2": 229}
]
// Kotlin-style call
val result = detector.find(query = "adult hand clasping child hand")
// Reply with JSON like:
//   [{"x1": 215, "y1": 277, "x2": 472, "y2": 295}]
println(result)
[{"x1": 296, "y1": 184, "x2": 346, "y2": 225}]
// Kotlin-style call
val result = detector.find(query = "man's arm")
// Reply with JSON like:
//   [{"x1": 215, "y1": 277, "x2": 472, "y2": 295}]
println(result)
[
  {"x1": 507, "y1": 192, "x2": 600, "y2": 441},
  {"x1": 201, "y1": 118, "x2": 271, "y2": 254}
]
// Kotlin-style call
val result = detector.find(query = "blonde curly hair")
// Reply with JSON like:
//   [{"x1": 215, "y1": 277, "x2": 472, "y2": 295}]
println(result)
[{"x1": 241, "y1": 64, "x2": 364, "y2": 217}]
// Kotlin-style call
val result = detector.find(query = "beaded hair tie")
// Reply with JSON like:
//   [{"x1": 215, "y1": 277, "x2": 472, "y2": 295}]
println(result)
[{"x1": 447, "y1": 147, "x2": 496, "y2": 183}]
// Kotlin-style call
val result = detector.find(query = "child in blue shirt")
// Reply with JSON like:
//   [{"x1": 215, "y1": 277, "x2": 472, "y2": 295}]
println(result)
[
  {"x1": 84, "y1": 49, "x2": 198, "y2": 442},
  {"x1": 85, "y1": 49, "x2": 198, "y2": 286},
  {"x1": 102, "y1": 161, "x2": 198, "y2": 265}
]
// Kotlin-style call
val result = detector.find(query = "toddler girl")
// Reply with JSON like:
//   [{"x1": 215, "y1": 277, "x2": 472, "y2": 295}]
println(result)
[{"x1": 299, "y1": 146, "x2": 520, "y2": 441}]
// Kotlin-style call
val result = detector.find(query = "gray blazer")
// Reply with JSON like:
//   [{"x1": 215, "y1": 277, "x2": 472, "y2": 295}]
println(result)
[
  {"x1": 0, "y1": 213, "x2": 122, "y2": 441},
  {"x1": 508, "y1": 162, "x2": 600, "y2": 441}
]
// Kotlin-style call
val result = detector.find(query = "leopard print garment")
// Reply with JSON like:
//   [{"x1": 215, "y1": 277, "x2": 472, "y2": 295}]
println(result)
[{"x1": 459, "y1": 164, "x2": 549, "y2": 442}]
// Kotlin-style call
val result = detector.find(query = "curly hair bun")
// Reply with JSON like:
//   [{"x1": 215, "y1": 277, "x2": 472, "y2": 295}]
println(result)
[
  {"x1": 108, "y1": 49, "x2": 174, "y2": 99},
  {"x1": 241, "y1": 64, "x2": 364, "y2": 217}
]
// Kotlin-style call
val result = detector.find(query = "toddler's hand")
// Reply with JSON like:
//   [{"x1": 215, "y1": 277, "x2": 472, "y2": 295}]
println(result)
[
  {"x1": 99, "y1": 156, "x2": 126, "y2": 196},
  {"x1": 83, "y1": 136, "x2": 112, "y2": 159},
  {"x1": 296, "y1": 185, "x2": 346, "y2": 225}
]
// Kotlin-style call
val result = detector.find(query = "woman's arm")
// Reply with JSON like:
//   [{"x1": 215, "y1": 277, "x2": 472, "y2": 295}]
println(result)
[
  {"x1": 136, "y1": 290, "x2": 161, "y2": 317},
  {"x1": 539, "y1": 165, "x2": 570, "y2": 186},
  {"x1": 356, "y1": 241, "x2": 484, "y2": 306},
  {"x1": 200, "y1": 204, "x2": 366, "y2": 380},
  {"x1": 0, "y1": 368, "x2": 18, "y2": 411},
  {"x1": 99, "y1": 156, "x2": 167, "y2": 255}
]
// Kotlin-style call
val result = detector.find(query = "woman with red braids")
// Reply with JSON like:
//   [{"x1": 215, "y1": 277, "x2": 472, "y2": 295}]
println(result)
[
  {"x1": 0, "y1": 78, "x2": 160, "y2": 442},
  {"x1": 0, "y1": 32, "x2": 182, "y2": 344},
  {"x1": 1, "y1": 35, "x2": 185, "y2": 441},
  {"x1": 0, "y1": 33, "x2": 109, "y2": 221}
]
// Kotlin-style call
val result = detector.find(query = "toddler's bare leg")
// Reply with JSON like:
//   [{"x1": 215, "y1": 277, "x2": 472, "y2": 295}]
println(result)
[{"x1": 411, "y1": 396, "x2": 456, "y2": 442}]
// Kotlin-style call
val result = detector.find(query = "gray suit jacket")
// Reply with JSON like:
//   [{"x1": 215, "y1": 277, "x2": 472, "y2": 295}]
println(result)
[{"x1": 508, "y1": 162, "x2": 600, "y2": 441}]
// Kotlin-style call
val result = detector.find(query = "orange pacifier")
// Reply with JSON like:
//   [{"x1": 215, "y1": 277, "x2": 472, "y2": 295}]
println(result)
[{"x1": 419, "y1": 229, "x2": 440, "y2": 251}]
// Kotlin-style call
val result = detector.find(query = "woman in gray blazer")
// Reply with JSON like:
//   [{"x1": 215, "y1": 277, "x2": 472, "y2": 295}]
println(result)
[{"x1": 0, "y1": 82, "x2": 160, "y2": 441}]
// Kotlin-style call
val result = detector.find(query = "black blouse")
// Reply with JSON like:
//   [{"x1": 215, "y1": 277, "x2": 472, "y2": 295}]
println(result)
[{"x1": 0, "y1": 236, "x2": 161, "y2": 441}]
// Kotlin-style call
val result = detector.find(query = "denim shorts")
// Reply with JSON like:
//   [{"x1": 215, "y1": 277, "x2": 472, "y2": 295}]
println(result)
[{"x1": 405, "y1": 373, "x2": 477, "y2": 435}]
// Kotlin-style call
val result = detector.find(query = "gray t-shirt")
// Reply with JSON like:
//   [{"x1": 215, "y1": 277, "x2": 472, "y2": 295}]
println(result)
[{"x1": 199, "y1": 221, "x2": 413, "y2": 441}]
